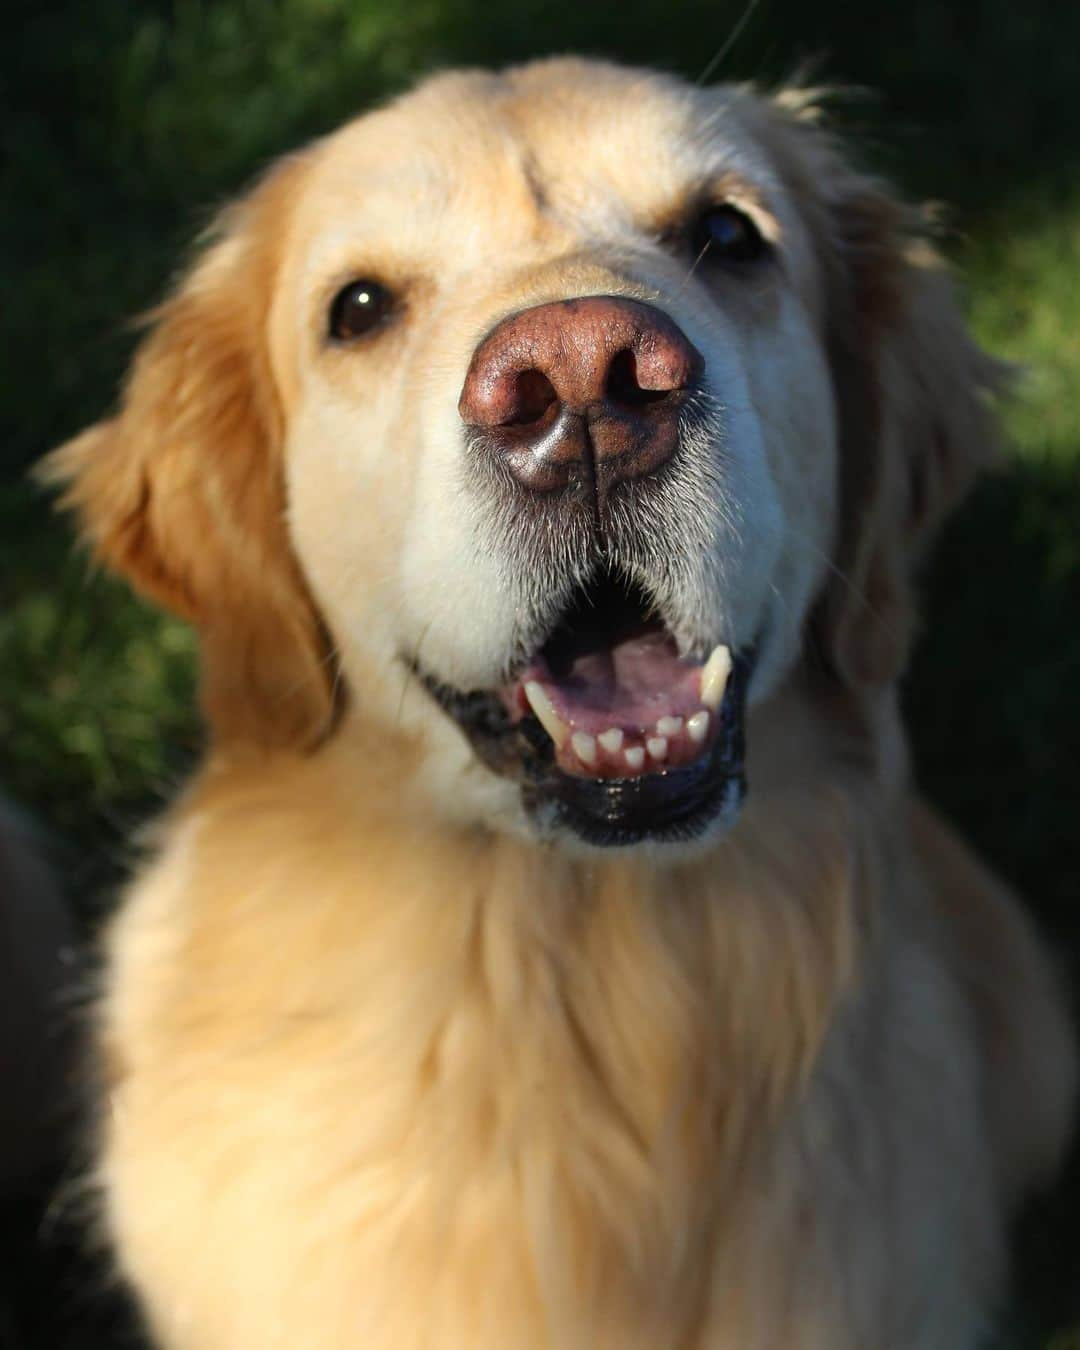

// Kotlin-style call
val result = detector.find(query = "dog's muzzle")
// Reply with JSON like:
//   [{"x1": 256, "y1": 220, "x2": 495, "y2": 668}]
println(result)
[
  {"x1": 418, "y1": 569, "x2": 753, "y2": 847},
  {"x1": 420, "y1": 295, "x2": 751, "y2": 846}
]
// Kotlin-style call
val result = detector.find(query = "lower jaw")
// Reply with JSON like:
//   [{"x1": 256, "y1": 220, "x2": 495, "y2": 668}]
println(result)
[
  {"x1": 521, "y1": 649, "x2": 752, "y2": 847},
  {"x1": 530, "y1": 750, "x2": 746, "y2": 847},
  {"x1": 415, "y1": 648, "x2": 753, "y2": 849}
]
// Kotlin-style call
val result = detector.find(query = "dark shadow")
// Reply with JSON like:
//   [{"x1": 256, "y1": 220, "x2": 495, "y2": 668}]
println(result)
[{"x1": 907, "y1": 457, "x2": 1080, "y2": 1343}]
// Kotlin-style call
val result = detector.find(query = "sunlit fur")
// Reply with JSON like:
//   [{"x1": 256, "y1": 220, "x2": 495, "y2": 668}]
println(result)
[{"x1": 47, "y1": 59, "x2": 1075, "y2": 1348}]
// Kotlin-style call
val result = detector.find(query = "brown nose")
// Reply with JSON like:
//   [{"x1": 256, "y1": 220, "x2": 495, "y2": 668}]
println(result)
[{"x1": 458, "y1": 296, "x2": 703, "y2": 504}]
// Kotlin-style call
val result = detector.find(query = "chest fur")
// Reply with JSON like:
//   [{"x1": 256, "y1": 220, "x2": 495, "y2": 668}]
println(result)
[{"x1": 97, "y1": 792, "x2": 899, "y2": 1348}]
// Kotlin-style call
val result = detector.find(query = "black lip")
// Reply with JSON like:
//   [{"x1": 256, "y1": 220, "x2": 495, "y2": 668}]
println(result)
[{"x1": 417, "y1": 649, "x2": 754, "y2": 847}]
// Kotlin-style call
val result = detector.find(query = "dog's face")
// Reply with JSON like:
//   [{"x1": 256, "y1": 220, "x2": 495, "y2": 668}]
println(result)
[
  {"x1": 48, "y1": 60, "x2": 998, "y2": 850},
  {"x1": 284, "y1": 63, "x2": 840, "y2": 846}
]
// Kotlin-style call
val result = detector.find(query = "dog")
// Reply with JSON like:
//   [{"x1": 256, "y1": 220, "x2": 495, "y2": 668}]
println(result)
[{"x1": 45, "y1": 58, "x2": 1076, "y2": 1348}]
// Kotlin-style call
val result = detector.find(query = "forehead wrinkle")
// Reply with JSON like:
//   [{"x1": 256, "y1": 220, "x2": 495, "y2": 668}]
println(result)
[
  {"x1": 301, "y1": 102, "x2": 567, "y2": 275},
  {"x1": 497, "y1": 74, "x2": 784, "y2": 245},
  {"x1": 514, "y1": 113, "x2": 691, "y2": 224},
  {"x1": 295, "y1": 65, "x2": 802, "y2": 307}
]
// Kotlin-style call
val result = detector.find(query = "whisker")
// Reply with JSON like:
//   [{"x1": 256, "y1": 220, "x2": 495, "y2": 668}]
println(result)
[
  {"x1": 398, "y1": 618, "x2": 436, "y2": 728},
  {"x1": 675, "y1": 239, "x2": 713, "y2": 297},
  {"x1": 696, "y1": 0, "x2": 763, "y2": 87},
  {"x1": 782, "y1": 524, "x2": 905, "y2": 648},
  {"x1": 781, "y1": 524, "x2": 870, "y2": 605},
  {"x1": 272, "y1": 634, "x2": 345, "y2": 719}
]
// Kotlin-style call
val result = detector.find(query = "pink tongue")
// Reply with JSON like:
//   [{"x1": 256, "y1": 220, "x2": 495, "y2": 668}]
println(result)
[{"x1": 536, "y1": 632, "x2": 701, "y2": 734}]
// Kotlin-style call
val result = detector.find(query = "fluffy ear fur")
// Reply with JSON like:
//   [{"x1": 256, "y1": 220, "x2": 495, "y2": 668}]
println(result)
[
  {"x1": 40, "y1": 153, "x2": 338, "y2": 750},
  {"x1": 766, "y1": 94, "x2": 1006, "y2": 688},
  {"x1": 821, "y1": 197, "x2": 1005, "y2": 686}
]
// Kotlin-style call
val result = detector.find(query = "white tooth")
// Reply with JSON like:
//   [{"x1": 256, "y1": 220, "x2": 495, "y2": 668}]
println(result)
[
  {"x1": 700, "y1": 644, "x2": 732, "y2": 710},
  {"x1": 687, "y1": 710, "x2": 710, "y2": 743},
  {"x1": 524, "y1": 681, "x2": 569, "y2": 748},
  {"x1": 656, "y1": 716, "x2": 683, "y2": 737},
  {"x1": 646, "y1": 736, "x2": 669, "y2": 761},
  {"x1": 571, "y1": 731, "x2": 597, "y2": 766},
  {"x1": 624, "y1": 746, "x2": 645, "y2": 771},
  {"x1": 598, "y1": 727, "x2": 624, "y2": 753}
]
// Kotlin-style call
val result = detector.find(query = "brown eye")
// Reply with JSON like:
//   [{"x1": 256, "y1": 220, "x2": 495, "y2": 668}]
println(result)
[
  {"x1": 328, "y1": 279, "x2": 395, "y2": 341},
  {"x1": 691, "y1": 204, "x2": 769, "y2": 265}
]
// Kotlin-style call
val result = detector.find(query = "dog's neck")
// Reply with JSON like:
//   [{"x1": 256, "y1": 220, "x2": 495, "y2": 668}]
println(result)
[
  {"x1": 185, "y1": 677, "x2": 891, "y2": 1107},
  {"x1": 110, "y1": 680, "x2": 896, "y2": 1344}
]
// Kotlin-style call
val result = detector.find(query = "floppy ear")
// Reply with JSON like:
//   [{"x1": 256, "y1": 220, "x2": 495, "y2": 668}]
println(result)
[
  {"x1": 770, "y1": 100, "x2": 1006, "y2": 688},
  {"x1": 40, "y1": 153, "x2": 338, "y2": 750}
]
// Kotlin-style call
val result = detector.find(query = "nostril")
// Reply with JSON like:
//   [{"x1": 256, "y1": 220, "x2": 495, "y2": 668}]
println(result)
[
  {"x1": 604, "y1": 349, "x2": 673, "y2": 410},
  {"x1": 502, "y1": 368, "x2": 559, "y2": 427}
]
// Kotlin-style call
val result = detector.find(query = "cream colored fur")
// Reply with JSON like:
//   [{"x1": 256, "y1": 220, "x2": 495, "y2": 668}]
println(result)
[{"x1": 47, "y1": 59, "x2": 1075, "y2": 1349}]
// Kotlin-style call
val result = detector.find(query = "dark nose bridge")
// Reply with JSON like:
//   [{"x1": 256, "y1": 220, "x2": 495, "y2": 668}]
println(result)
[{"x1": 458, "y1": 295, "x2": 703, "y2": 514}]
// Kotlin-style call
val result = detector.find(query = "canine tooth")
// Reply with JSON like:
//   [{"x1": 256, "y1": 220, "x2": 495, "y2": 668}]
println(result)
[
  {"x1": 571, "y1": 732, "x2": 597, "y2": 766},
  {"x1": 598, "y1": 728, "x2": 624, "y2": 753},
  {"x1": 700, "y1": 645, "x2": 732, "y2": 710},
  {"x1": 646, "y1": 736, "x2": 669, "y2": 761},
  {"x1": 624, "y1": 746, "x2": 645, "y2": 771},
  {"x1": 656, "y1": 716, "x2": 683, "y2": 737},
  {"x1": 524, "y1": 681, "x2": 569, "y2": 748},
  {"x1": 687, "y1": 710, "x2": 710, "y2": 744}
]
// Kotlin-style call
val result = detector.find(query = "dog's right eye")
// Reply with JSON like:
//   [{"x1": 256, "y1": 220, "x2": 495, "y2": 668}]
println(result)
[
  {"x1": 328, "y1": 280, "x2": 395, "y2": 341},
  {"x1": 690, "y1": 204, "x2": 770, "y2": 266}
]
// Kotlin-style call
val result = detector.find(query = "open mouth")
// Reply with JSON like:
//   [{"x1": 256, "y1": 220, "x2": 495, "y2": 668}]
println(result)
[
  {"x1": 504, "y1": 573, "x2": 735, "y2": 778},
  {"x1": 419, "y1": 568, "x2": 753, "y2": 846}
]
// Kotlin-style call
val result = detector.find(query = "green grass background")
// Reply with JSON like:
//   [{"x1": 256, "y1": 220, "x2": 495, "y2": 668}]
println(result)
[{"x1": 2, "y1": 0, "x2": 1078, "y2": 1343}]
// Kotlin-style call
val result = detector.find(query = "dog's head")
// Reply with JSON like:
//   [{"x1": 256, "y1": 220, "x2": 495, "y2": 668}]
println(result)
[{"x1": 46, "y1": 59, "x2": 999, "y2": 850}]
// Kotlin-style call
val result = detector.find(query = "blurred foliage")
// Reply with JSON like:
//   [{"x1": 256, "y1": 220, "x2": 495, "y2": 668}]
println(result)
[
  {"x1": 0, "y1": 486, "x2": 198, "y2": 856},
  {"x1": 0, "y1": 1, "x2": 1078, "y2": 1340},
  {"x1": 967, "y1": 197, "x2": 1080, "y2": 465},
  {"x1": 905, "y1": 195, "x2": 1080, "y2": 970}
]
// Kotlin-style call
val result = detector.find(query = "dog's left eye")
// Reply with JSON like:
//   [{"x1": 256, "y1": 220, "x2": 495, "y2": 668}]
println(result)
[
  {"x1": 328, "y1": 279, "x2": 396, "y2": 341},
  {"x1": 691, "y1": 204, "x2": 769, "y2": 265}
]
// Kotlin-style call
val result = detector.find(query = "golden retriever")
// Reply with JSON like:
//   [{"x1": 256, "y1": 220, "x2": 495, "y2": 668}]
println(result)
[{"x1": 46, "y1": 58, "x2": 1076, "y2": 1349}]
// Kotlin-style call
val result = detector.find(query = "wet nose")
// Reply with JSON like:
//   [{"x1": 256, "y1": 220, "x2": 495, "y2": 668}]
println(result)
[{"x1": 458, "y1": 296, "x2": 703, "y2": 501}]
